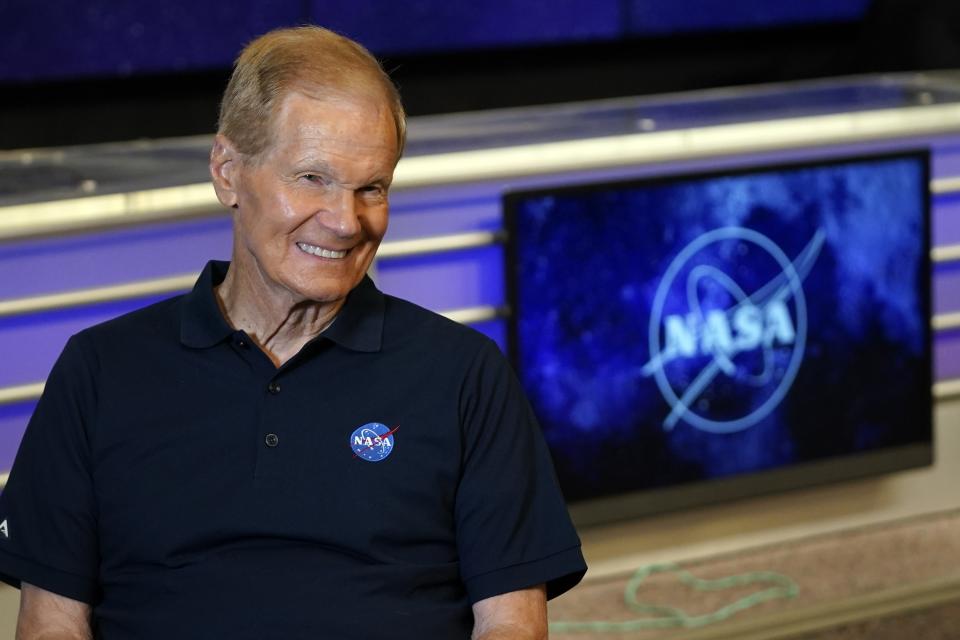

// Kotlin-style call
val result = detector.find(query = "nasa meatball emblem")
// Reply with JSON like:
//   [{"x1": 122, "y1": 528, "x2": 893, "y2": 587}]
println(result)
[
  {"x1": 641, "y1": 226, "x2": 825, "y2": 434},
  {"x1": 350, "y1": 422, "x2": 398, "y2": 462}
]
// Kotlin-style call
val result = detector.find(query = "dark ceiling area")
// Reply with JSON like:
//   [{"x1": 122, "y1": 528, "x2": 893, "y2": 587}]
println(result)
[{"x1": 1, "y1": 0, "x2": 958, "y2": 150}]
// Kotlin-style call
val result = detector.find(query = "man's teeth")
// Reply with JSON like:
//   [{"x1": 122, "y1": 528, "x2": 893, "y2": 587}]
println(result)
[{"x1": 297, "y1": 242, "x2": 348, "y2": 259}]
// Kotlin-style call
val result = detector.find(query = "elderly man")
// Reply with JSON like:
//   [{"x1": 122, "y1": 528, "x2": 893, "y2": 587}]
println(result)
[{"x1": 0, "y1": 26, "x2": 585, "y2": 639}]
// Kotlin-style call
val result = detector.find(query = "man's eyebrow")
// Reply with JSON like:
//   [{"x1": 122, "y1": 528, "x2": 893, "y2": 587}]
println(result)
[
  {"x1": 291, "y1": 156, "x2": 334, "y2": 173},
  {"x1": 367, "y1": 173, "x2": 393, "y2": 186}
]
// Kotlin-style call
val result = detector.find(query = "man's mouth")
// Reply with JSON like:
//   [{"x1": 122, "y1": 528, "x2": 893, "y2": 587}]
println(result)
[{"x1": 297, "y1": 242, "x2": 349, "y2": 259}]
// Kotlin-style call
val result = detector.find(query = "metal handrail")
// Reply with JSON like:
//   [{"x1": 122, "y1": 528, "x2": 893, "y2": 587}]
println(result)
[
  {"x1": 933, "y1": 312, "x2": 960, "y2": 331},
  {"x1": 0, "y1": 382, "x2": 44, "y2": 406},
  {"x1": 934, "y1": 378, "x2": 960, "y2": 400},
  {"x1": 933, "y1": 244, "x2": 960, "y2": 263},
  {"x1": 376, "y1": 230, "x2": 504, "y2": 258},
  {"x1": 0, "y1": 274, "x2": 198, "y2": 319},
  {"x1": 932, "y1": 177, "x2": 960, "y2": 194}
]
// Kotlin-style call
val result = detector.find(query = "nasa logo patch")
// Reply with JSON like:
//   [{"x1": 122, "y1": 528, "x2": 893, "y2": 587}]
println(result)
[{"x1": 350, "y1": 422, "x2": 398, "y2": 462}]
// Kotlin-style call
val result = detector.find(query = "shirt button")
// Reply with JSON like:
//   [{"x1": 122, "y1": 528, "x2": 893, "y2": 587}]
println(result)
[
  {"x1": 265, "y1": 433, "x2": 279, "y2": 447},
  {"x1": 236, "y1": 338, "x2": 247, "y2": 348},
  {"x1": 267, "y1": 381, "x2": 281, "y2": 394}
]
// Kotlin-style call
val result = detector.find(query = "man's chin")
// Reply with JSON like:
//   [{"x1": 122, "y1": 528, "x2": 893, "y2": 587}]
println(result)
[{"x1": 290, "y1": 278, "x2": 360, "y2": 305}]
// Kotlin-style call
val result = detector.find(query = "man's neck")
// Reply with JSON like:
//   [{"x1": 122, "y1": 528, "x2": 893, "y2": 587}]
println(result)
[{"x1": 214, "y1": 264, "x2": 342, "y2": 368}]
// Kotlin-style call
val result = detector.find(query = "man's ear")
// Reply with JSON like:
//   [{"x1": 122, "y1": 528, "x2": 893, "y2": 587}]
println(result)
[{"x1": 210, "y1": 134, "x2": 241, "y2": 209}]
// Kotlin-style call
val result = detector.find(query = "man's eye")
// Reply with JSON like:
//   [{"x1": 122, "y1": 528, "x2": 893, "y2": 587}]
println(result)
[{"x1": 302, "y1": 174, "x2": 328, "y2": 185}]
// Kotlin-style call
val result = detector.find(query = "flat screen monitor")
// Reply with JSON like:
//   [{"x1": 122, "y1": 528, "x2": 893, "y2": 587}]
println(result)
[{"x1": 505, "y1": 151, "x2": 933, "y2": 526}]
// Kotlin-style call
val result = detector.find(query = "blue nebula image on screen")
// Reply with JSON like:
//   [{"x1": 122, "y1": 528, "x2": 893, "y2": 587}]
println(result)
[{"x1": 508, "y1": 154, "x2": 930, "y2": 502}]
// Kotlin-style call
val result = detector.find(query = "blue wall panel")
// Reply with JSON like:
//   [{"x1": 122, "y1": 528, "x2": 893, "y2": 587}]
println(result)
[
  {"x1": 934, "y1": 262, "x2": 960, "y2": 315},
  {"x1": 317, "y1": 0, "x2": 622, "y2": 55},
  {"x1": 933, "y1": 194, "x2": 960, "y2": 247},
  {"x1": 0, "y1": 0, "x2": 303, "y2": 82},
  {"x1": 0, "y1": 217, "x2": 231, "y2": 299},
  {"x1": 377, "y1": 246, "x2": 504, "y2": 312},
  {"x1": 628, "y1": 0, "x2": 871, "y2": 35}
]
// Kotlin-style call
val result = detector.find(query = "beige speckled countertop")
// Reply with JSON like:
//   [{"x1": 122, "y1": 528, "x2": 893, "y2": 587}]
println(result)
[{"x1": 549, "y1": 509, "x2": 960, "y2": 639}]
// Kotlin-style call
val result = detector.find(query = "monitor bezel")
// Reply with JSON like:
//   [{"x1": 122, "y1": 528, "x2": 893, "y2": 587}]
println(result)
[{"x1": 503, "y1": 148, "x2": 934, "y2": 527}]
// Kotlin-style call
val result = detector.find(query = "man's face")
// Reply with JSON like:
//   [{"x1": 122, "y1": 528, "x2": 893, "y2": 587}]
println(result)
[{"x1": 226, "y1": 90, "x2": 398, "y2": 305}]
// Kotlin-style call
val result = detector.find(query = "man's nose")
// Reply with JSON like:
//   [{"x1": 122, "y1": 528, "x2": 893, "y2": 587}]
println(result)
[{"x1": 317, "y1": 187, "x2": 362, "y2": 238}]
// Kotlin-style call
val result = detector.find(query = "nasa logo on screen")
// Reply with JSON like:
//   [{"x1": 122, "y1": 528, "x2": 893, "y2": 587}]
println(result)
[{"x1": 641, "y1": 226, "x2": 824, "y2": 434}]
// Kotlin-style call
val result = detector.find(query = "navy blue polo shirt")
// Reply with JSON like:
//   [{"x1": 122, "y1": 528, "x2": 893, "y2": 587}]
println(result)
[{"x1": 0, "y1": 260, "x2": 586, "y2": 638}]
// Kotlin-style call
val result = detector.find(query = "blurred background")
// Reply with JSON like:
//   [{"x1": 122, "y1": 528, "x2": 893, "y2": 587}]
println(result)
[
  {"x1": 2, "y1": 0, "x2": 960, "y2": 150},
  {"x1": 2, "y1": 1, "x2": 960, "y2": 637}
]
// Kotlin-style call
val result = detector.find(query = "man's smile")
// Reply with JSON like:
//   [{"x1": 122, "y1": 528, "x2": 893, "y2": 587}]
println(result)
[{"x1": 296, "y1": 241, "x2": 349, "y2": 259}]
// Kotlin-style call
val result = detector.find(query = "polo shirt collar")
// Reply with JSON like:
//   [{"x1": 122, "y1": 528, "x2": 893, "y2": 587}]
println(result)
[
  {"x1": 179, "y1": 260, "x2": 384, "y2": 352},
  {"x1": 319, "y1": 274, "x2": 385, "y2": 352},
  {"x1": 180, "y1": 260, "x2": 233, "y2": 348}
]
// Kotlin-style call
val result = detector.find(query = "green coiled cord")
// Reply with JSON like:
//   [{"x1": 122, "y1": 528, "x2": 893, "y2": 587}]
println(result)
[{"x1": 550, "y1": 562, "x2": 800, "y2": 633}]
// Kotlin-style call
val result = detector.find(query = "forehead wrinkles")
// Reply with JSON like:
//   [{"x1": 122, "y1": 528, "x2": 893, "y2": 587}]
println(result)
[
  {"x1": 273, "y1": 93, "x2": 396, "y2": 155},
  {"x1": 295, "y1": 118, "x2": 390, "y2": 146}
]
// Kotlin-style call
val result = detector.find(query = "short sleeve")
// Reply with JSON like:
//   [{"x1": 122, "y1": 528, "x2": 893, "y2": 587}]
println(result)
[
  {"x1": 0, "y1": 334, "x2": 100, "y2": 603},
  {"x1": 455, "y1": 339, "x2": 586, "y2": 604}
]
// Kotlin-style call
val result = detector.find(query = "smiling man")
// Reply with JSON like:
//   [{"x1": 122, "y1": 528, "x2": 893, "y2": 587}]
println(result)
[{"x1": 0, "y1": 26, "x2": 585, "y2": 639}]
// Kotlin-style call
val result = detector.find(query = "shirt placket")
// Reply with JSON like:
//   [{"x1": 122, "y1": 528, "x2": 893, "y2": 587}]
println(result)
[{"x1": 228, "y1": 331, "x2": 289, "y2": 481}]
